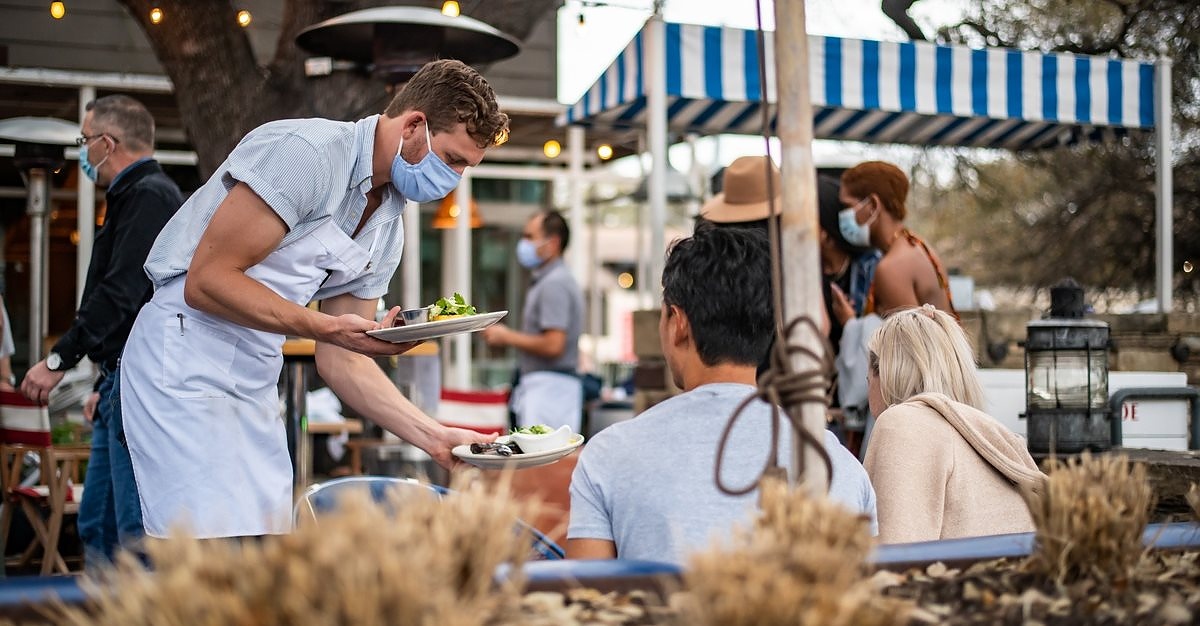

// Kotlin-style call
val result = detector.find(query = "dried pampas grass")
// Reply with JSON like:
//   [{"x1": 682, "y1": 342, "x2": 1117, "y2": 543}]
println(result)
[
  {"x1": 681, "y1": 477, "x2": 909, "y2": 626},
  {"x1": 1023, "y1": 453, "x2": 1154, "y2": 586},
  {"x1": 1187, "y1": 483, "x2": 1200, "y2": 521},
  {"x1": 54, "y1": 472, "x2": 536, "y2": 626}
]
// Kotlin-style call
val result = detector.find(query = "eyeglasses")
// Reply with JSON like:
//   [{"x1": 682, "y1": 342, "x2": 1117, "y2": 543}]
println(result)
[{"x1": 75, "y1": 133, "x2": 120, "y2": 147}]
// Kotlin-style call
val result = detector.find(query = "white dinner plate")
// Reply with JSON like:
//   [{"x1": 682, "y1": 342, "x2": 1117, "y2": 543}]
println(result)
[
  {"x1": 367, "y1": 310, "x2": 508, "y2": 343},
  {"x1": 453, "y1": 434, "x2": 585, "y2": 470}
]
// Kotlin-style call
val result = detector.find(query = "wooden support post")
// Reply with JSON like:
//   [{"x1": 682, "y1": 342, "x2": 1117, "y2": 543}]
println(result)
[{"x1": 773, "y1": 0, "x2": 829, "y2": 495}]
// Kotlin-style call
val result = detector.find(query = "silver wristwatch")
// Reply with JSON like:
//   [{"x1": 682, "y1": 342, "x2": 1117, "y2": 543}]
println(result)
[{"x1": 46, "y1": 352, "x2": 65, "y2": 371}]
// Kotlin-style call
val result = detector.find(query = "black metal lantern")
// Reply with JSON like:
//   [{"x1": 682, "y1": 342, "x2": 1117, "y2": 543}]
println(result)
[{"x1": 1023, "y1": 280, "x2": 1112, "y2": 453}]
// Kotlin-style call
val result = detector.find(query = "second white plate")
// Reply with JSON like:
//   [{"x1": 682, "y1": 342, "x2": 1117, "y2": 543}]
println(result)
[
  {"x1": 367, "y1": 310, "x2": 508, "y2": 343},
  {"x1": 453, "y1": 434, "x2": 585, "y2": 470}
]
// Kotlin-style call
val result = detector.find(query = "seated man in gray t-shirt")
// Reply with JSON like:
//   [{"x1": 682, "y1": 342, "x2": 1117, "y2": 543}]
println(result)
[{"x1": 568, "y1": 227, "x2": 877, "y2": 566}]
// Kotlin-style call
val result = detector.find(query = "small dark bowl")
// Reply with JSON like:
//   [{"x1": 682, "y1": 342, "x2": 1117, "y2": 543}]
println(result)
[{"x1": 395, "y1": 306, "x2": 431, "y2": 327}]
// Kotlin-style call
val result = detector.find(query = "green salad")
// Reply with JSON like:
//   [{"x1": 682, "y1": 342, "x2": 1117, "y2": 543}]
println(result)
[
  {"x1": 511, "y1": 424, "x2": 553, "y2": 435},
  {"x1": 429, "y1": 292, "x2": 477, "y2": 318}
]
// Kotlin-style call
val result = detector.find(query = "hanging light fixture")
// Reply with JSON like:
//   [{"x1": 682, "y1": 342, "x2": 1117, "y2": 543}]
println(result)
[
  {"x1": 432, "y1": 194, "x2": 483, "y2": 229},
  {"x1": 596, "y1": 144, "x2": 613, "y2": 160},
  {"x1": 543, "y1": 139, "x2": 562, "y2": 159},
  {"x1": 149, "y1": 7, "x2": 164, "y2": 24},
  {"x1": 237, "y1": 9, "x2": 252, "y2": 27},
  {"x1": 49, "y1": 1, "x2": 65, "y2": 19},
  {"x1": 441, "y1": 1, "x2": 461, "y2": 17}
]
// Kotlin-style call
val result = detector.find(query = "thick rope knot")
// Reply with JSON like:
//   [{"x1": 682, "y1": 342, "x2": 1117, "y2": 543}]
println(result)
[{"x1": 714, "y1": 316, "x2": 837, "y2": 496}]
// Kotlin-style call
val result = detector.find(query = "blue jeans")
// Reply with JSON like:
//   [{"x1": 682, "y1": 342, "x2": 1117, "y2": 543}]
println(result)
[{"x1": 77, "y1": 364, "x2": 145, "y2": 566}]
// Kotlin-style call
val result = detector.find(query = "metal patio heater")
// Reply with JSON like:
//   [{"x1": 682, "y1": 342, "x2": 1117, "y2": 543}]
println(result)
[
  {"x1": 295, "y1": 6, "x2": 519, "y2": 86},
  {"x1": 1023, "y1": 279, "x2": 1112, "y2": 453},
  {"x1": 0, "y1": 116, "x2": 78, "y2": 364}
]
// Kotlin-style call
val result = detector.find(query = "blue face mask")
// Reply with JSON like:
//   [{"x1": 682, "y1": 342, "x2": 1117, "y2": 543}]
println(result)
[
  {"x1": 391, "y1": 124, "x2": 462, "y2": 203},
  {"x1": 79, "y1": 144, "x2": 107, "y2": 183},
  {"x1": 838, "y1": 200, "x2": 876, "y2": 248},
  {"x1": 516, "y1": 239, "x2": 544, "y2": 269}
]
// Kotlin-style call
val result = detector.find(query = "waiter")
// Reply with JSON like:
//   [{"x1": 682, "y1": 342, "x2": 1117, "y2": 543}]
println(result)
[
  {"x1": 120, "y1": 60, "x2": 503, "y2": 539},
  {"x1": 483, "y1": 210, "x2": 585, "y2": 431}
]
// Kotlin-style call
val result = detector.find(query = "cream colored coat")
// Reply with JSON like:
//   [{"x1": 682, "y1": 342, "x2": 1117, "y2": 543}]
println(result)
[{"x1": 864, "y1": 392, "x2": 1044, "y2": 544}]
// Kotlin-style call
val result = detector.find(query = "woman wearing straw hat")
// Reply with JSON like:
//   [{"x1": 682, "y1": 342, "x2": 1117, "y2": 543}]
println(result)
[{"x1": 697, "y1": 155, "x2": 781, "y2": 228}]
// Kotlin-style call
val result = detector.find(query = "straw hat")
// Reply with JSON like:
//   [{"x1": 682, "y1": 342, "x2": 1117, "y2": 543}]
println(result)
[{"x1": 700, "y1": 156, "x2": 782, "y2": 223}]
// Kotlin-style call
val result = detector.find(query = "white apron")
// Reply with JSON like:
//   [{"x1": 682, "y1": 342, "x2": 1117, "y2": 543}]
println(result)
[
  {"x1": 121, "y1": 219, "x2": 374, "y2": 538},
  {"x1": 512, "y1": 371, "x2": 582, "y2": 432}
]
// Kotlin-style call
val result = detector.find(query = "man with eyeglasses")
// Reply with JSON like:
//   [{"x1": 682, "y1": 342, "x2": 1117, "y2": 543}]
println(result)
[{"x1": 21, "y1": 94, "x2": 183, "y2": 566}]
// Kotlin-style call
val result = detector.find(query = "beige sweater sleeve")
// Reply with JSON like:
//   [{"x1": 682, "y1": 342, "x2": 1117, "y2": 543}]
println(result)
[{"x1": 864, "y1": 408, "x2": 954, "y2": 544}]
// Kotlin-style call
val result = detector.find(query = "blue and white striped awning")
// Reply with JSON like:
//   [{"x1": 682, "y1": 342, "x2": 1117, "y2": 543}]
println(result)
[{"x1": 560, "y1": 21, "x2": 1157, "y2": 150}]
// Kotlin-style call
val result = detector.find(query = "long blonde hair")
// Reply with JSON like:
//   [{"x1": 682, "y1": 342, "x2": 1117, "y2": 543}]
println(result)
[{"x1": 867, "y1": 305, "x2": 985, "y2": 410}]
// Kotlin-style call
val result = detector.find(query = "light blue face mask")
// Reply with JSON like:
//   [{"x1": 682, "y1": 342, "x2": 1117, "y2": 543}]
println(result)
[
  {"x1": 516, "y1": 238, "x2": 544, "y2": 269},
  {"x1": 838, "y1": 199, "x2": 876, "y2": 248},
  {"x1": 391, "y1": 124, "x2": 462, "y2": 203},
  {"x1": 79, "y1": 144, "x2": 108, "y2": 183}
]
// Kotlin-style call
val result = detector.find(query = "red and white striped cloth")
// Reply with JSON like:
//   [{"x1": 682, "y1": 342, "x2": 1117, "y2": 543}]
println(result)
[
  {"x1": 0, "y1": 390, "x2": 51, "y2": 447},
  {"x1": 436, "y1": 389, "x2": 510, "y2": 435}
]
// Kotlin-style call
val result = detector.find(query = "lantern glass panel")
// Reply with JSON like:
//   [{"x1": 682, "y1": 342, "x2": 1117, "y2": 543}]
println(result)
[{"x1": 1027, "y1": 349, "x2": 1107, "y2": 409}]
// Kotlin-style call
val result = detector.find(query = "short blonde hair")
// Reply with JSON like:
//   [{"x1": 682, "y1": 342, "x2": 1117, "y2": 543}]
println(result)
[{"x1": 868, "y1": 305, "x2": 985, "y2": 410}]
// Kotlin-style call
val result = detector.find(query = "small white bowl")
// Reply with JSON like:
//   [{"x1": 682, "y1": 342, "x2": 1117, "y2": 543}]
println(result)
[{"x1": 510, "y1": 425, "x2": 573, "y2": 454}]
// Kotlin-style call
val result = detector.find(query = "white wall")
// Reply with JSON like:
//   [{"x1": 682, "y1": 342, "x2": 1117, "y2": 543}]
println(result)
[{"x1": 979, "y1": 369, "x2": 1191, "y2": 450}]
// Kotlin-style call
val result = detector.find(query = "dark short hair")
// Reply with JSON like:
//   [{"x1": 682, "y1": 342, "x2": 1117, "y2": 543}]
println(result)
[
  {"x1": 86, "y1": 95, "x2": 155, "y2": 152},
  {"x1": 384, "y1": 59, "x2": 509, "y2": 149},
  {"x1": 540, "y1": 210, "x2": 570, "y2": 251},
  {"x1": 662, "y1": 227, "x2": 774, "y2": 367}
]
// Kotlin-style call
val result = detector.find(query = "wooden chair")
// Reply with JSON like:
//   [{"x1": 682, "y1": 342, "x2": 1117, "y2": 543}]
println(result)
[{"x1": 0, "y1": 390, "x2": 88, "y2": 575}]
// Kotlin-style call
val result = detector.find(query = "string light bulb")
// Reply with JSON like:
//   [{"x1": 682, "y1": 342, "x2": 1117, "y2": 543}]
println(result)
[
  {"x1": 441, "y1": 1, "x2": 460, "y2": 17},
  {"x1": 236, "y1": 9, "x2": 252, "y2": 27},
  {"x1": 149, "y1": 7, "x2": 163, "y2": 24},
  {"x1": 50, "y1": 1, "x2": 65, "y2": 19},
  {"x1": 597, "y1": 144, "x2": 614, "y2": 160},
  {"x1": 543, "y1": 139, "x2": 562, "y2": 159}
]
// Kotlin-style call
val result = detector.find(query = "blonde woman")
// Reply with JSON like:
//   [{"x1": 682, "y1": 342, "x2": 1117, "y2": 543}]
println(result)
[{"x1": 864, "y1": 305, "x2": 1043, "y2": 544}]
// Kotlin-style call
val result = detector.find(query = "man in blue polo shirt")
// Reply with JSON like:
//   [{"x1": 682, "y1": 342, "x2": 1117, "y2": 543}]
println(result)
[{"x1": 483, "y1": 210, "x2": 585, "y2": 432}]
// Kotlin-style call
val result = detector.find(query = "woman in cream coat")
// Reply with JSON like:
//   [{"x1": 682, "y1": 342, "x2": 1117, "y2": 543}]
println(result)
[{"x1": 863, "y1": 305, "x2": 1044, "y2": 544}]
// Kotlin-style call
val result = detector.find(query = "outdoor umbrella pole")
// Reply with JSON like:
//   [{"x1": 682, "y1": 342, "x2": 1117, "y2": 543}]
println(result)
[{"x1": 773, "y1": 0, "x2": 830, "y2": 495}]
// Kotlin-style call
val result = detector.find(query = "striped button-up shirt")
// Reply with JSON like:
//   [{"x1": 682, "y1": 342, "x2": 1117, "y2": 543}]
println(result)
[{"x1": 144, "y1": 114, "x2": 405, "y2": 301}]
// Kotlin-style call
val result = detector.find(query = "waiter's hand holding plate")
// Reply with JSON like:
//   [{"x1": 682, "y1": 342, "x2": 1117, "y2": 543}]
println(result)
[{"x1": 367, "y1": 292, "x2": 507, "y2": 344}]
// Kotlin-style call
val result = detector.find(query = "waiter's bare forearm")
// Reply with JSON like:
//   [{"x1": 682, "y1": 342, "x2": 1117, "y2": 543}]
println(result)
[
  {"x1": 186, "y1": 268, "x2": 333, "y2": 338},
  {"x1": 316, "y1": 344, "x2": 442, "y2": 449},
  {"x1": 315, "y1": 293, "x2": 445, "y2": 450},
  {"x1": 184, "y1": 182, "x2": 338, "y2": 339}
]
